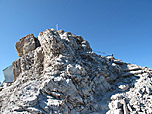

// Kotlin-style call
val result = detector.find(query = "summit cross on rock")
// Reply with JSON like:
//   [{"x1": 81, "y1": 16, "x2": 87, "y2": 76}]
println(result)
[{"x1": 56, "y1": 24, "x2": 59, "y2": 30}]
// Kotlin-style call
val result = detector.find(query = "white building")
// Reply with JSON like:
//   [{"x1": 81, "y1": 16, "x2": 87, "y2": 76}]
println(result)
[{"x1": 3, "y1": 65, "x2": 14, "y2": 83}]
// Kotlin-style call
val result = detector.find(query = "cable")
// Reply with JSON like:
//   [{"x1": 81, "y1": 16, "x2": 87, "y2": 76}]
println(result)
[{"x1": 92, "y1": 50, "x2": 113, "y2": 56}]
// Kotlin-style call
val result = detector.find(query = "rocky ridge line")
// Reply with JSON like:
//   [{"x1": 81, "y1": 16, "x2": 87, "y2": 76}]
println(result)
[{"x1": 0, "y1": 28, "x2": 152, "y2": 114}]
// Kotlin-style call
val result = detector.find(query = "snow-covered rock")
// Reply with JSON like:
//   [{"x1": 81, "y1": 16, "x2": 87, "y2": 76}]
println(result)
[{"x1": 0, "y1": 28, "x2": 152, "y2": 114}]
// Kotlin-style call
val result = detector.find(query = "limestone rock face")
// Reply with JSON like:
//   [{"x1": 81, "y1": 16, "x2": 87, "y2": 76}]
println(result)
[
  {"x1": 15, "y1": 34, "x2": 40, "y2": 57},
  {"x1": 0, "y1": 28, "x2": 152, "y2": 114},
  {"x1": 12, "y1": 58, "x2": 21, "y2": 81}
]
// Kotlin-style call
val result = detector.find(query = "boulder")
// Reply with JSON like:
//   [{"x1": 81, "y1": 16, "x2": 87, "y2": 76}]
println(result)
[{"x1": 15, "y1": 34, "x2": 40, "y2": 57}]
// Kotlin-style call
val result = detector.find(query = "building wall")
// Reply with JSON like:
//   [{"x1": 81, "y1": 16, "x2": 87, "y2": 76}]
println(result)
[{"x1": 3, "y1": 65, "x2": 14, "y2": 82}]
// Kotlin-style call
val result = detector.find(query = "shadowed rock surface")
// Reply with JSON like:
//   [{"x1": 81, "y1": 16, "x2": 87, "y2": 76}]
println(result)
[{"x1": 0, "y1": 28, "x2": 152, "y2": 114}]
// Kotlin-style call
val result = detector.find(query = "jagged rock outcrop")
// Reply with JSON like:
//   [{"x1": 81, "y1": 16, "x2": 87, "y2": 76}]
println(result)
[
  {"x1": 15, "y1": 34, "x2": 40, "y2": 57},
  {"x1": 0, "y1": 28, "x2": 152, "y2": 114}
]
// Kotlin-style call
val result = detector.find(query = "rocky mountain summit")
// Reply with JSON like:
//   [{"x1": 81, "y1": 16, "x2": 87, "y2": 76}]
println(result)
[{"x1": 0, "y1": 28, "x2": 152, "y2": 114}]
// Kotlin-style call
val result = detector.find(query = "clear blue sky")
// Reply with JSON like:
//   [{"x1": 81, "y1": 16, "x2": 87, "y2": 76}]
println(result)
[{"x1": 0, "y1": 0, "x2": 152, "y2": 82}]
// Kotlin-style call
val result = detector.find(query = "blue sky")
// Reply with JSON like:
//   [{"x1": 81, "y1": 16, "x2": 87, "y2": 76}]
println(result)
[{"x1": 0, "y1": 0, "x2": 152, "y2": 82}]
